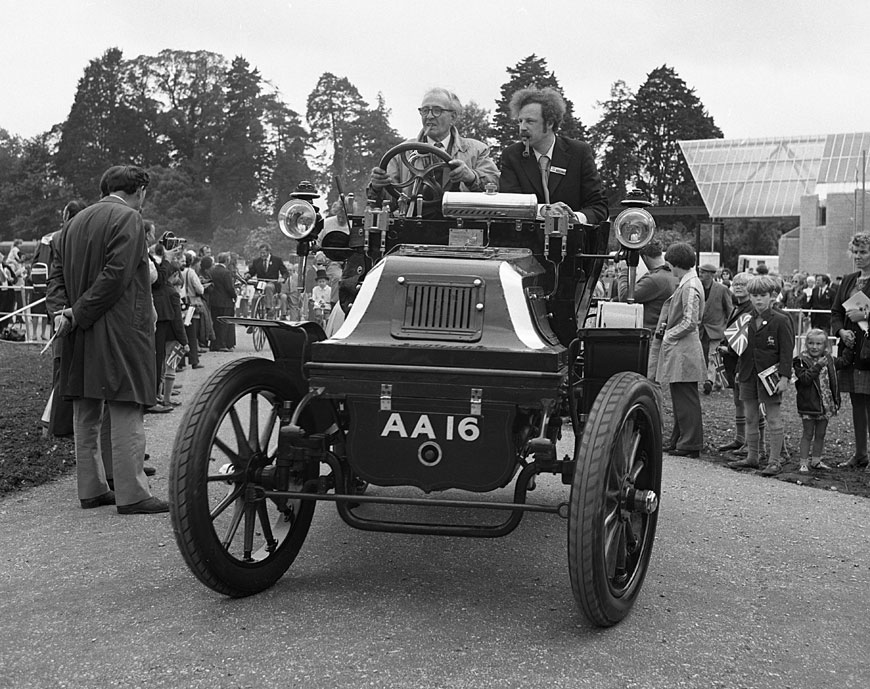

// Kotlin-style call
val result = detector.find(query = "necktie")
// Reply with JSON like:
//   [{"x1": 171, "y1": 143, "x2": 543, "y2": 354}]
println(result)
[
  {"x1": 539, "y1": 154, "x2": 551, "y2": 204},
  {"x1": 433, "y1": 142, "x2": 444, "y2": 149},
  {"x1": 264, "y1": 257, "x2": 270, "y2": 274}
]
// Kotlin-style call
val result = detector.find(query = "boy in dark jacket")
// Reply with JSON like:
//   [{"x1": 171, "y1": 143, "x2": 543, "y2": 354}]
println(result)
[
  {"x1": 793, "y1": 328, "x2": 852, "y2": 472},
  {"x1": 728, "y1": 275, "x2": 794, "y2": 476}
]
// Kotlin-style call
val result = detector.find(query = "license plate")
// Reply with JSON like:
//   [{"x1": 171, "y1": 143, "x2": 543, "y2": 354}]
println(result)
[
  {"x1": 379, "y1": 411, "x2": 481, "y2": 443},
  {"x1": 449, "y1": 228, "x2": 483, "y2": 247}
]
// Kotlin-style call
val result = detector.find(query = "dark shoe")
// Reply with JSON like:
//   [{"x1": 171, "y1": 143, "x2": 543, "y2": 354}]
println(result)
[
  {"x1": 703, "y1": 380, "x2": 713, "y2": 395},
  {"x1": 662, "y1": 445, "x2": 676, "y2": 453},
  {"x1": 117, "y1": 497, "x2": 170, "y2": 515},
  {"x1": 838, "y1": 456, "x2": 869, "y2": 469},
  {"x1": 146, "y1": 404, "x2": 174, "y2": 413},
  {"x1": 671, "y1": 448, "x2": 700, "y2": 458},
  {"x1": 732, "y1": 445, "x2": 748, "y2": 457},
  {"x1": 192, "y1": 363, "x2": 205, "y2": 369},
  {"x1": 176, "y1": 365, "x2": 187, "y2": 372},
  {"x1": 728, "y1": 458, "x2": 760, "y2": 470},
  {"x1": 198, "y1": 347, "x2": 208, "y2": 353},
  {"x1": 80, "y1": 490, "x2": 115, "y2": 509},
  {"x1": 718, "y1": 440, "x2": 745, "y2": 452},
  {"x1": 760, "y1": 461, "x2": 782, "y2": 477},
  {"x1": 217, "y1": 348, "x2": 231, "y2": 352}
]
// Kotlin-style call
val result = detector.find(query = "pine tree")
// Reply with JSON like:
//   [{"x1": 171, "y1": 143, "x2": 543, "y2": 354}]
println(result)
[
  {"x1": 342, "y1": 93, "x2": 402, "y2": 201},
  {"x1": 262, "y1": 96, "x2": 314, "y2": 216},
  {"x1": 132, "y1": 49, "x2": 229, "y2": 175},
  {"x1": 210, "y1": 57, "x2": 267, "y2": 224},
  {"x1": 588, "y1": 80, "x2": 641, "y2": 206},
  {"x1": 458, "y1": 100, "x2": 493, "y2": 147},
  {"x1": 306, "y1": 73, "x2": 367, "y2": 191},
  {"x1": 633, "y1": 65, "x2": 722, "y2": 206},
  {"x1": 55, "y1": 48, "x2": 155, "y2": 197}
]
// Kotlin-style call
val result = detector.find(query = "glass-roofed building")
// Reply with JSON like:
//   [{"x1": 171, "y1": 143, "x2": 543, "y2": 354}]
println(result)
[{"x1": 679, "y1": 133, "x2": 870, "y2": 277}]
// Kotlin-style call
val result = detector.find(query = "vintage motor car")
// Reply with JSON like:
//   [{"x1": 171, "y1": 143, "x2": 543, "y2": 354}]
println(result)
[{"x1": 168, "y1": 142, "x2": 663, "y2": 627}]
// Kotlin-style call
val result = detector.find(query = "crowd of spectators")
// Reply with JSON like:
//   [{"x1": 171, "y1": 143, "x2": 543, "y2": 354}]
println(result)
[
  {"x1": 1, "y1": 203, "x2": 351, "y2": 344},
  {"x1": 600, "y1": 239, "x2": 866, "y2": 478}
]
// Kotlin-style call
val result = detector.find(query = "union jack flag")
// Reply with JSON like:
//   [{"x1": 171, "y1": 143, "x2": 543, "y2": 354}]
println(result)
[{"x1": 725, "y1": 313, "x2": 752, "y2": 356}]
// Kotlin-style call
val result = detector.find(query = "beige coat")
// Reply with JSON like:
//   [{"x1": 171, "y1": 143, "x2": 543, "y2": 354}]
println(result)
[{"x1": 650, "y1": 270, "x2": 707, "y2": 384}]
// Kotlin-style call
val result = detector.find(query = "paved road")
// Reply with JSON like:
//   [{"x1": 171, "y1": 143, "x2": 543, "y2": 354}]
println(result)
[{"x1": 1, "y1": 335, "x2": 868, "y2": 688}]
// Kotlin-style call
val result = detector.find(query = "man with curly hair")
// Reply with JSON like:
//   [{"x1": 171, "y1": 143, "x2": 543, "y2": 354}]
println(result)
[{"x1": 499, "y1": 87, "x2": 609, "y2": 225}]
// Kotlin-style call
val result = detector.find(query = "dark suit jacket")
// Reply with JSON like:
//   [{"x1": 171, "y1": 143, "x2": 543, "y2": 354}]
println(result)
[
  {"x1": 701, "y1": 281, "x2": 733, "y2": 340},
  {"x1": 809, "y1": 283, "x2": 834, "y2": 329},
  {"x1": 249, "y1": 254, "x2": 288, "y2": 281},
  {"x1": 499, "y1": 135, "x2": 609, "y2": 224},
  {"x1": 209, "y1": 263, "x2": 237, "y2": 310}
]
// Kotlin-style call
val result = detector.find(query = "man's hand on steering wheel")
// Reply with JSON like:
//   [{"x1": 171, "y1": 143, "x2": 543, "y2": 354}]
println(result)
[
  {"x1": 446, "y1": 159, "x2": 475, "y2": 186},
  {"x1": 370, "y1": 166, "x2": 392, "y2": 190}
]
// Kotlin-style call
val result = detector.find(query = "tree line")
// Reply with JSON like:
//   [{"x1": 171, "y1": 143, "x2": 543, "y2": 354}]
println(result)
[{"x1": 0, "y1": 49, "x2": 779, "y2": 265}]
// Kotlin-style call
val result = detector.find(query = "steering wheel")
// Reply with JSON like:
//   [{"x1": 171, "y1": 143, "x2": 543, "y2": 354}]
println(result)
[{"x1": 377, "y1": 142, "x2": 453, "y2": 213}]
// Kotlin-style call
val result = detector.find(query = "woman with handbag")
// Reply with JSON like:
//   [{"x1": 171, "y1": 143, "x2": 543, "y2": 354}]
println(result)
[{"x1": 831, "y1": 232, "x2": 870, "y2": 470}]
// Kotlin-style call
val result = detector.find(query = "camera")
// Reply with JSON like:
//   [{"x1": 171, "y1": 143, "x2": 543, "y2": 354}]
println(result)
[{"x1": 159, "y1": 231, "x2": 186, "y2": 251}]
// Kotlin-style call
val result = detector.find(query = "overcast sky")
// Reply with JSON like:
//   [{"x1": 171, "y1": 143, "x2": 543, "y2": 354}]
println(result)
[{"x1": 1, "y1": 0, "x2": 866, "y2": 143}]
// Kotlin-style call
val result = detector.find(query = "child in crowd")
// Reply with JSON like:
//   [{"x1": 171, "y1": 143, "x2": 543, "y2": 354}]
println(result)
[
  {"x1": 717, "y1": 272, "x2": 767, "y2": 456},
  {"x1": 793, "y1": 329, "x2": 851, "y2": 472},
  {"x1": 162, "y1": 267, "x2": 189, "y2": 408},
  {"x1": 728, "y1": 275, "x2": 795, "y2": 476},
  {"x1": 310, "y1": 269, "x2": 332, "y2": 325}
]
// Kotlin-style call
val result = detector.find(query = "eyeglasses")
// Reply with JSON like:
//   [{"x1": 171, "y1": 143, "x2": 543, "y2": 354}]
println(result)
[{"x1": 418, "y1": 106, "x2": 453, "y2": 117}]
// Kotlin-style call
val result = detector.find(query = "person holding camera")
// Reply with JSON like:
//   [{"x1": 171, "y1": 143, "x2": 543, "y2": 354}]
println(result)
[{"x1": 47, "y1": 165, "x2": 168, "y2": 514}]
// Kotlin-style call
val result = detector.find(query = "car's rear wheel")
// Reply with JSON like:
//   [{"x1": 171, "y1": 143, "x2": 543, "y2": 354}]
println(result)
[
  {"x1": 169, "y1": 357, "x2": 317, "y2": 596},
  {"x1": 568, "y1": 372, "x2": 662, "y2": 626}
]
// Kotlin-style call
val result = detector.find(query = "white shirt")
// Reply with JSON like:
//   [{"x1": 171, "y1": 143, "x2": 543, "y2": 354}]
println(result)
[{"x1": 426, "y1": 134, "x2": 451, "y2": 150}]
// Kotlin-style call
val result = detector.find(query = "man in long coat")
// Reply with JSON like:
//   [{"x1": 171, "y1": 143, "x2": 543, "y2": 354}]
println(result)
[{"x1": 47, "y1": 165, "x2": 167, "y2": 514}]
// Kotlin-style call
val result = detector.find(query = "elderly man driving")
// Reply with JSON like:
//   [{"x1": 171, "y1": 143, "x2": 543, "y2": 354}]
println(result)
[{"x1": 367, "y1": 87, "x2": 499, "y2": 215}]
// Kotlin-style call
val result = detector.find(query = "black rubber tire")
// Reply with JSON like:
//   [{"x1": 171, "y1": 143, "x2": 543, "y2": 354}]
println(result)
[
  {"x1": 568, "y1": 371, "x2": 662, "y2": 626},
  {"x1": 169, "y1": 357, "x2": 317, "y2": 596},
  {"x1": 252, "y1": 296, "x2": 267, "y2": 352}
]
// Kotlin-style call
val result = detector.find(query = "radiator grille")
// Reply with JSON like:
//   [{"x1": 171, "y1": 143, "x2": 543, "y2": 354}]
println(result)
[{"x1": 393, "y1": 279, "x2": 484, "y2": 341}]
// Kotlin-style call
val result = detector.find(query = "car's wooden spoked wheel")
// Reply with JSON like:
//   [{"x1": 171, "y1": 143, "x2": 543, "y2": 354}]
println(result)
[
  {"x1": 169, "y1": 358, "x2": 317, "y2": 596},
  {"x1": 569, "y1": 372, "x2": 662, "y2": 627}
]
